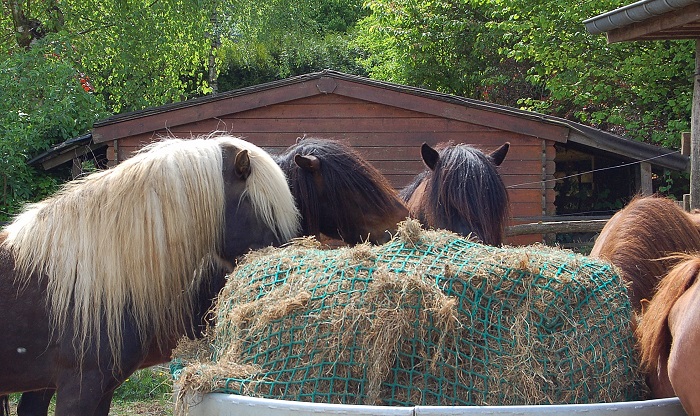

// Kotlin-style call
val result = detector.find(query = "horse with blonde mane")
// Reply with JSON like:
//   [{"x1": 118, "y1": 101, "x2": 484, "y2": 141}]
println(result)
[
  {"x1": 0, "y1": 135, "x2": 300, "y2": 415},
  {"x1": 399, "y1": 141, "x2": 510, "y2": 246},
  {"x1": 637, "y1": 255, "x2": 700, "y2": 415},
  {"x1": 590, "y1": 195, "x2": 700, "y2": 313}
]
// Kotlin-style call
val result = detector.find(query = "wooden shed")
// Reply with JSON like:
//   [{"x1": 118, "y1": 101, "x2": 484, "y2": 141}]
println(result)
[{"x1": 31, "y1": 70, "x2": 688, "y2": 246}]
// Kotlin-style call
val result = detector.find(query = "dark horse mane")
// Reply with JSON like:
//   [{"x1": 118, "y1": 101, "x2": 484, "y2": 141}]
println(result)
[
  {"x1": 400, "y1": 142, "x2": 509, "y2": 246},
  {"x1": 275, "y1": 137, "x2": 402, "y2": 240}
]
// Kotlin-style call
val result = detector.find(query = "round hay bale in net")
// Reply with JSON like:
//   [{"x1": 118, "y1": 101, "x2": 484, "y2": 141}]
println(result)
[{"x1": 174, "y1": 220, "x2": 648, "y2": 407}]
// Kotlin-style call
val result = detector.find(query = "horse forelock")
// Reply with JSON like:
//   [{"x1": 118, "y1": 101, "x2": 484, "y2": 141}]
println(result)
[
  {"x1": 2, "y1": 137, "x2": 231, "y2": 369},
  {"x1": 423, "y1": 144, "x2": 509, "y2": 245},
  {"x1": 216, "y1": 136, "x2": 300, "y2": 242}
]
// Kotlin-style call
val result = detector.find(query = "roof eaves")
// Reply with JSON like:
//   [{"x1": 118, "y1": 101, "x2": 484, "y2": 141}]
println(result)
[
  {"x1": 28, "y1": 133, "x2": 93, "y2": 167},
  {"x1": 566, "y1": 122, "x2": 688, "y2": 171},
  {"x1": 93, "y1": 72, "x2": 330, "y2": 128},
  {"x1": 583, "y1": 0, "x2": 700, "y2": 35}
]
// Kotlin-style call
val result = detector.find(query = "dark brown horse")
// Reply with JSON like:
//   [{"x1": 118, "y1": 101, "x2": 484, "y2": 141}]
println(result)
[
  {"x1": 0, "y1": 136, "x2": 300, "y2": 415},
  {"x1": 637, "y1": 255, "x2": 700, "y2": 415},
  {"x1": 399, "y1": 141, "x2": 510, "y2": 246},
  {"x1": 590, "y1": 195, "x2": 700, "y2": 313},
  {"x1": 275, "y1": 137, "x2": 408, "y2": 245}
]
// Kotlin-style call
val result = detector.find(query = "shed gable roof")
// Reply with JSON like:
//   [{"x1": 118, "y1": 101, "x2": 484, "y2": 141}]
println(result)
[
  {"x1": 85, "y1": 70, "x2": 686, "y2": 172},
  {"x1": 93, "y1": 70, "x2": 570, "y2": 144},
  {"x1": 584, "y1": 0, "x2": 700, "y2": 43}
]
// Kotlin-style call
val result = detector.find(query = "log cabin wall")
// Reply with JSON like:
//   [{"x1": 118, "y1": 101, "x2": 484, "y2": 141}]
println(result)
[{"x1": 93, "y1": 70, "x2": 688, "y2": 246}]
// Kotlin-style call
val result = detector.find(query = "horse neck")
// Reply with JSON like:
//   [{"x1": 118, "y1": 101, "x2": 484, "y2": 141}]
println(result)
[
  {"x1": 405, "y1": 180, "x2": 429, "y2": 224},
  {"x1": 140, "y1": 261, "x2": 230, "y2": 367},
  {"x1": 637, "y1": 257, "x2": 700, "y2": 381},
  {"x1": 399, "y1": 171, "x2": 429, "y2": 203},
  {"x1": 189, "y1": 262, "x2": 229, "y2": 337}
]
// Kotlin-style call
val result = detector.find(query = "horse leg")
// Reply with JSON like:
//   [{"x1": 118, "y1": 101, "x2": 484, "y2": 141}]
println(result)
[
  {"x1": 52, "y1": 374, "x2": 111, "y2": 415},
  {"x1": 667, "y1": 279, "x2": 700, "y2": 415},
  {"x1": 0, "y1": 395, "x2": 8, "y2": 416},
  {"x1": 92, "y1": 391, "x2": 116, "y2": 416},
  {"x1": 17, "y1": 390, "x2": 54, "y2": 416}
]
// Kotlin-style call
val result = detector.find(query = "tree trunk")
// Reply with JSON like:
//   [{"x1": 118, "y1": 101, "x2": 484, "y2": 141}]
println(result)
[
  {"x1": 8, "y1": 0, "x2": 42, "y2": 49},
  {"x1": 208, "y1": 10, "x2": 220, "y2": 94}
]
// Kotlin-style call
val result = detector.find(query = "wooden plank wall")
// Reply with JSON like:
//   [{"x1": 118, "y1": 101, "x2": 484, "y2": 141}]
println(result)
[{"x1": 109, "y1": 94, "x2": 555, "y2": 245}]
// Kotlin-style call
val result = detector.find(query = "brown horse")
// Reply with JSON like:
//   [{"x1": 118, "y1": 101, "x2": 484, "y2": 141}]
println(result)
[
  {"x1": 399, "y1": 141, "x2": 510, "y2": 246},
  {"x1": 637, "y1": 255, "x2": 700, "y2": 415},
  {"x1": 590, "y1": 195, "x2": 700, "y2": 313},
  {"x1": 0, "y1": 136, "x2": 300, "y2": 415},
  {"x1": 275, "y1": 137, "x2": 408, "y2": 245}
]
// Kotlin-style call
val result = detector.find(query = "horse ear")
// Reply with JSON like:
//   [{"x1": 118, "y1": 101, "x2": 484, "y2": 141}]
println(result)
[
  {"x1": 421, "y1": 143, "x2": 439, "y2": 171},
  {"x1": 489, "y1": 142, "x2": 510, "y2": 166},
  {"x1": 234, "y1": 149, "x2": 251, "y2": 179},
  {"x1": 640, "y1": 298, "x2": 650, "y2": 314},
  {"x1": 294, "y1": 154, "x2": 321, "y2": 172}
]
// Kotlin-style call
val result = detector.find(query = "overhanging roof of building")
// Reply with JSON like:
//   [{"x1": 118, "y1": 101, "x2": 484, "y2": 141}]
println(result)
[
  {"x1": 28, "y1": 133, "x2": 105, "y2": 170},
  {"x1": 584, "y1": 0, "x2": 700, "y2": 43},
  {"x1": 42, "y1": 70, "x2": 687, "y2": 172}
]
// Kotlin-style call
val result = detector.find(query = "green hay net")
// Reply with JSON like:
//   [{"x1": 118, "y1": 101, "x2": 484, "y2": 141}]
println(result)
[{"x1": 173, "y1": 220, "x2": 648, "y2": 407}]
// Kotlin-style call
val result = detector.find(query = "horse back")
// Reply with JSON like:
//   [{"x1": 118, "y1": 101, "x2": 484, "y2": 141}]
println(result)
[{"x1": 591, "y1": 196, "x2": 700, "y2": 312}]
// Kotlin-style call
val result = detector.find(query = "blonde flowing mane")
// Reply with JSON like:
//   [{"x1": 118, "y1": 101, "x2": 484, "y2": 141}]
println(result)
[{"x1": 2, "y1": 135, "x2": 299, "y2": 368}]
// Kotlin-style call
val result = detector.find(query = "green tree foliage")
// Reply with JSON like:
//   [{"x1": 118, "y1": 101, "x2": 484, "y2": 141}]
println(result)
[
  {"x1": 484, "y1": 0, "x2": 693, "y2": 149},
  {"x1": 217, "y1": 33, "x2": 367, "y2": 90},
  {"x1": 353, "y1": 0, "x2": 541, "y2": 101},
  {"x1": 0, "y1": 34, "x2": 107, "y2": 219},
  {"x1": 62, "y1": 0, "x2": 218, "y2": 113},
  {"x1": 216, "y1": 0, "x2": 368, "y2": 89},
  {"x1": 355, "y1": 0, "x2": 694, "y2": 150}
]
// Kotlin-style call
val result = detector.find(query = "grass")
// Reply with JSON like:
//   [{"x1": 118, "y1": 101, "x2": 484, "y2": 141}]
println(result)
[
  {"x1": 6, "y1": 366, "x2": 174, "y2": 415},
  {"x1": 110, "y1": 365, "x2": 173, "y2": 415}
]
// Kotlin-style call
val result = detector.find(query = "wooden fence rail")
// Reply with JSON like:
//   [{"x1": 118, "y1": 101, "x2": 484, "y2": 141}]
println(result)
[{"x1": 506, "y1": 219, "x2": 609, "y2": 236}]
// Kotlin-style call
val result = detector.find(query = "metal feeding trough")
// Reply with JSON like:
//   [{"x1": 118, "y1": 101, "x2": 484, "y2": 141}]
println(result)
[{"x1": 180, "y1": 393, "x2": 686, "y2": 416}]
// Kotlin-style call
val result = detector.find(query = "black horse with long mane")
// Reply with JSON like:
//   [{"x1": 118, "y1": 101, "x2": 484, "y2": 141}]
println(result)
[
  {"x1": 399, "y1": 141, "x2": 510, "y2": 246},
  {"x1": 0, "y1": 136, "x2": 300, "y2": 415},
  {"x1": 275, "y1": 137, "x2": 408, "y2": 245}
]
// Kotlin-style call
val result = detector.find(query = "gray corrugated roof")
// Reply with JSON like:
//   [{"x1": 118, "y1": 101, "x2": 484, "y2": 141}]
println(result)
[{"x1": 584, "y1": 0, "x2": 700, "y2": 35}]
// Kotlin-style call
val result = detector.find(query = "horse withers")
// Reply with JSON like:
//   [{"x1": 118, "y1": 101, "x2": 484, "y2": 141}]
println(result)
[
  {"x1": 275, "y1": 137, "x2": 408, "y2": 245},
  {"x1": 399, "y1": 141, "x2": 510, "y2": 246},
  {"x1": 0, "y1": 136, "x2": 300, "y2": 415},
  {"x1": 590, "y1": 195, "x2": 700, "y2": 313}
]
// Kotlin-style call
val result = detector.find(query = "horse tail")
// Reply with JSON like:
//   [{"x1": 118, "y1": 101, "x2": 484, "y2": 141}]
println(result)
[
  {"x1": 637, "y1": 254, "x2": 700, "y2": 372},
  {"x1": 0, "y1": 395, "x2": 8, "y2": 416}
]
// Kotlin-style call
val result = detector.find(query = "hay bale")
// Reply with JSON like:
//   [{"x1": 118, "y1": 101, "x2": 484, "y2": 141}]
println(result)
[{"x1": 174, "y1": 219, "x2": 647, "y2": 408}]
